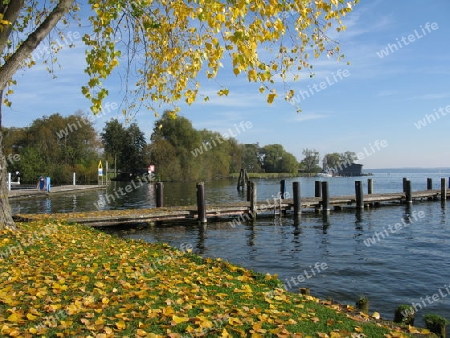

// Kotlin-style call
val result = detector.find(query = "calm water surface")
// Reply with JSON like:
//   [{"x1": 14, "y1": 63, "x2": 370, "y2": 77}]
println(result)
[{"x1": 10, "y1": 171, "x2": 450, "y2": 327}]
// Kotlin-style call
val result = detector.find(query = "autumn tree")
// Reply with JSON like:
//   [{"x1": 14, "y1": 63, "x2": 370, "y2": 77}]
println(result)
[
  {"x1": 260, "y1": 144, "x2": 298, "y2": 173},
  {"x1": 0, "y1": 0, "x2": 356, "y2": 228},
  {"x1": 2, "y1": 112, "x2": 100, "y2": 184},
  {"x1": 301, "y1": 148, "x2": 320, "y2": 174},
  {"x1": 323, "y1": 152, "x2": 341, "y2": 170}
]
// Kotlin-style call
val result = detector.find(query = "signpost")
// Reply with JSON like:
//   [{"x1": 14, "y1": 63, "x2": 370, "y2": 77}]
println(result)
[{"x1": 98, "y1": 161, "x2": 104, "y2": 185}]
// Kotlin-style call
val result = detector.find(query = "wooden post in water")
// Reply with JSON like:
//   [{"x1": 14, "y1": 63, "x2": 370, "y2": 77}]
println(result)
[
  {"x1": 427, "y1": 178, "x2": 433, "y2": 190},
  {"x1": 321, "y1": 181, "x2": 330, "y2": 212},
  {"x1": 315, "y1": 181, "x2": 322, "y2": 198},
  {"x1": 280, "y1": 179, "x2": 286, "y2": 199},
  {"x1": 246, "y1": 180, "x2": 251, "y2": 202},
  {"x1": 367, "y1": 178, "x2": 373, "y2": 194},
  {"x1": 405, "y1": 180, "x2": 412, "y2": 204},
  {"x1": 250, "y1": 181, "x2": 257, "y2": 218},
  {"x1": 196, "y1": 182, "x2": 207, "y2": 223},
  {"x1": 403, "y1": 177, "x2": 408, "y2": 192},
  {"x1": 441, "y1": 178, "x2": 447, "y2": 203},
  {"x1": 237, "y1": 168, "x2": 248, "y2": 191},
  {"x1": 355, "y1": 181, "x2": 364, "y2": 209},
  {"x1": 293, "y1": 181, "x2": 301, "y2": 218},
  {"x1": 155, "y1": 182, "x2": 164, "y2": 207},
  {"x1": 427, "y1": 178, "x2": 433, "y2": 201}
]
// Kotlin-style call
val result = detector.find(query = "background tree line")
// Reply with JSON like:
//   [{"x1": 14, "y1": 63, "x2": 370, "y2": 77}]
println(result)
[{"x1": 2, "y1": 110, "x2": 359, "y2": 183}]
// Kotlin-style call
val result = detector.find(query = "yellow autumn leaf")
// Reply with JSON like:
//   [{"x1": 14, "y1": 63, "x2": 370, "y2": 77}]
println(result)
[
  {"x1": 267, "y1": 93, "x2": 277, "y2": 104},
  {"x1": 172, "y1": 315, "x2": 189, "y2": 324},
  {"x1": 371, "y1": 311, "x2": 380, "y2": 319},
  {"x1": 115, "y1": 320, "x2": 126, "y2": 330},
  {"x1": 7, "y1": 312, "x2": 21, "y2": 323},
  {"x1": 26, "y1": 312, "x2": 38, "y2": 320}
]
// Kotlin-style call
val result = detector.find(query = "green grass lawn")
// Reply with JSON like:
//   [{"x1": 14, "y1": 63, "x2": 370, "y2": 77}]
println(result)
[{"x1": 0, "y1": 221, "x2": 433, "y2": 337}]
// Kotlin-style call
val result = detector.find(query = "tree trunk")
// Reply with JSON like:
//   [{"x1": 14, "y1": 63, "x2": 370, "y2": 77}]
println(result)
[{"x1": 0, "y1": 90, "x2": 16, "y2": 230}]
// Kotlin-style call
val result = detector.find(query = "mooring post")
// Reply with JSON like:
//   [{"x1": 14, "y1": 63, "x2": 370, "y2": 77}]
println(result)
[
  {"x1": 293, "y1": 181, "x2": 301, "y2": 218},
  {"x1": 441, "y1": 178, "x2": 447, "y2": 203},
  {"x1": 427, "y1": 178, "x2": 433, "y2": 201},
  {"x1": 196, "y1": 182, "x2": 207, "y2": 223},
  {"x1": 405, "y1": 180, "x2": 412, "y2": 204},
  {"x1": 355, "y1": 181, "x2": 364, "y2": 209},
  {"x1": 250, "y1": 181, "x2": 257, "y2": 218},
  {"x1": 237, "y1": 168, "x2": 244, "y2": 191},
  {"x1": 246, "y1": 180, "x2": 251, "y2": 201},
  {"x1": 321, "y1": 181, "x2": 330, "y2": 212},
  {"x1": 403, "y1": 177, "x2": 408, "y2": 192},
  {"x1": 315, "y1": 181, "x2": 322, "y2": 198},
  {"x1": 280, "y1": 179, "x2": 286, "y2": 199},
  {"x1": 367, "y1": 178, "x2": 373, "y2": 194},
  {"x1": 155, "y1": 182, "x2": 164, "y2": 207},
  {"x1": 427, "y1": 178, "x2": 433, "y2": 190}
]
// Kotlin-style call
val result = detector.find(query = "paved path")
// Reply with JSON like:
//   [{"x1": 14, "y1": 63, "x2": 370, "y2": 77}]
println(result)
[{"x1": 8, "y1": 185, "x2": 106, "y2": 199}]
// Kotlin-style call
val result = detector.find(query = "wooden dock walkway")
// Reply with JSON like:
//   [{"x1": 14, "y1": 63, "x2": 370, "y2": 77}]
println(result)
[
  {"x1": 8, "y1": 185, "x2": 106, "y2": 199},
  {"x1": 13, "y1": 188, "x2": 448, "y2": 227}
]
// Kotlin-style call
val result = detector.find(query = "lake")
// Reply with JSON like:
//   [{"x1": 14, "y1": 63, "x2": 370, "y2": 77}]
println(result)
[{"x1": 10, "y1": 169, "x2": 450, "y2": 327}]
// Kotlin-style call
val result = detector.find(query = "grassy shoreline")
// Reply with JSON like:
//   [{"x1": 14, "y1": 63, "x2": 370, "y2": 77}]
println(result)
[{"x1": 0, "y1": 221, "x2": 433, "y2": 337}]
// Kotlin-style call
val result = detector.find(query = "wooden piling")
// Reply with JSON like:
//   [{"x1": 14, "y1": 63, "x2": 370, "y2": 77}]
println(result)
[
  {"x1": 300, "y1": 288, "x2": 310, "y2": 296},
  {"x1": 441, "y1": 178, "x2": 447, "y2": 203},
  {"x1": 403, "y1": 177, "x2": 408, "y2": 192},
  {"x1": 424, "y1": 314, "x2": 447, "y2": 338},
  {"x1": 427, "y1": 178, "x2": 433, "y2": 190},
  {"x1": 368, "y1": 178, "x2": 373, "y2": 194},
  {"x1": 427, "y1": 178, "x2": 433, "y2": 200},
  {"x1": 321, "y1": 181, "x2": 330, "y2": 212},
  {"x1": 405, "y1": 180, "x2": 412, "y2": 204},
  {"x1": 355, "y1": 181, "x2": 364, "y2": 209},
  {"x1": 246, "y1": 180, "x2": 251, "y2": 202},
  {"x1": 293, "y1": 182, "x2": 301, "y2": 218},
  {"x1": 250, "y1": 181, "x2": 257, "y2": 218},
  {"x1": 155, "y1": 182, "x2": 164, "y2": 207},
  {"x1": 196, "y1": 182, "x2": 207, "y2": 223},
  {"x1": 393, "y1": 305, "x2": 415, "y2": 326},
  {"x1": 280, "y1": 179, "x2": 286, "y2": 199},
  {"x1": 315, "y1": 181, "x2": 322, "y2": 198},
  {"x1": 356, "y1": 296, "x2": 369, "y2": 314},
  {"x1": 237, "y1": 169, "x2": 246, "y2": 191}
]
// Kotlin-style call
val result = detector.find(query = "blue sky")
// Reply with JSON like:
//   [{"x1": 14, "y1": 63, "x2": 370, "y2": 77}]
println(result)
[{"x1": 4, "y1": 0, "x2": 450, "y2": 169}]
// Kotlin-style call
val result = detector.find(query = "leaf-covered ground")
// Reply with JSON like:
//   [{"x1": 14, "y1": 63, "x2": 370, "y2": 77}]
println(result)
[{"x1": 0, "y1": 221, "x2": 434, "y2": 337}]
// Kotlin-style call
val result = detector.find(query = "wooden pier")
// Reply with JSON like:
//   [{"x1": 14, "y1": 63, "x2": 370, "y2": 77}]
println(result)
[{"x1": 13, "y1": 178, "x2": 450, "y2": 227}]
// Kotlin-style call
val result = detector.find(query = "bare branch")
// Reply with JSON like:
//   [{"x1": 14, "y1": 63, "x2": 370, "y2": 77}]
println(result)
[{"x1": 0, "y1": 0, "x2": 74, "y2": 91}]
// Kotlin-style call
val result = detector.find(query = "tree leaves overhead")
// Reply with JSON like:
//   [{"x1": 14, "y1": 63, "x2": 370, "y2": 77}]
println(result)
[
  {"x1": 1, "y1": 0, "x2": 357, "y2": 114},
  {"x1": 84, "y1": 0, "x2": 356, "y2": 115}
]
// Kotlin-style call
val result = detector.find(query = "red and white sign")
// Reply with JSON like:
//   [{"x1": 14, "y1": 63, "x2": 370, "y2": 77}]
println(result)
[{"x1": 148, "y1": 165, "x2": 155, "y2": 173}]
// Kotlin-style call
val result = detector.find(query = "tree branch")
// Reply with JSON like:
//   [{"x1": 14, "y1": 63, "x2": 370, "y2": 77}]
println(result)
[
  {"x1": 0, "y1": 0, "x2": 25, "y2": 54},
  {"x1": 0, "y1": 0, "x2": 75, "y2": 92}
]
